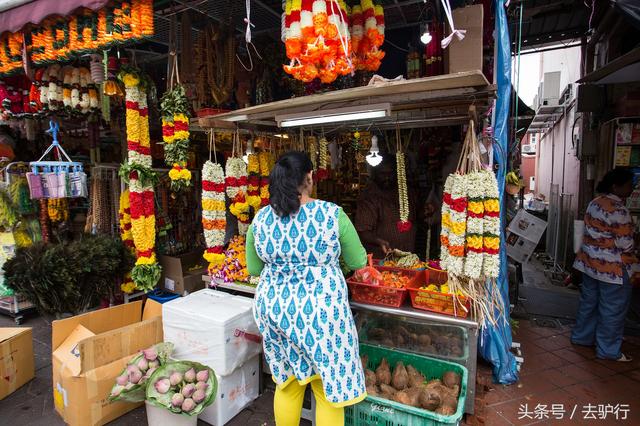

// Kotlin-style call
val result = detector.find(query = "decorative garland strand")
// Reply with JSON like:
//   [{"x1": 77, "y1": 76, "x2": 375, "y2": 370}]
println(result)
[
  {"x1": 396, "y1": 152, "x2": 412, "y2": 232},
  {"x1": 120, "y1": 69, "x2": 161, "y2": 292},
  {"x1": 258, "y1": 151, "x2": 273, "y2": 207},
  {"x1": 161, "y1": 85, "x2": 191, "y2": 192},
  {"x1": 246, "y1": 153, "x2": 262, "y2": 211},
  {"x1": 482, "y1": 169, "x2": 500, "y2": 278},
  {"x1": 202, "y1": 161, "x2": 226, "y2": 269},
  {"x1": 226, "y1": 157, "x2": 250, "y2": 235},
  {"x1": 317, "y1": 137, "x2": 329, "y2": 181},
  {"x1": 464, "y1": 171, "x2": 485, "y2": 279}
]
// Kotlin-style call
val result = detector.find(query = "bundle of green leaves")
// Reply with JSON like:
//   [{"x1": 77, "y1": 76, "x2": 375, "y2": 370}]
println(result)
[{"x1": 3, "y1": 234, "x2": 135, "y2": 315}]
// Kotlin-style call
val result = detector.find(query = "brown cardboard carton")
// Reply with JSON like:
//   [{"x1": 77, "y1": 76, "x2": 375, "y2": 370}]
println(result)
[
  {"x1": 52, "y1": 300, "x2": 162, "y2": 426},
  {"x1": 446, "y1": 4, "x2": 483, "y2": 74},
  {"x1": 159, "y1": 250, "x2": 207, "y2": 294},
  {"x1": 0, "y1": 327, "x2": 34, "y2": 400}
]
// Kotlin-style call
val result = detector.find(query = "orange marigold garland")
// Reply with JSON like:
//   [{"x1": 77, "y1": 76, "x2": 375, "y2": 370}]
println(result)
[
  {"x1": 226, "y1": 157, "x2": 250, "y2": 235},
  {"x1": 351, "y1": 0, "x2": 385, "y2": 71},
  {"x1": 119, "y1": 68, "x2": 161, "y2": 292},
  {"x1": 283, "y1": 0, "x2": 352, "y2": 83}
]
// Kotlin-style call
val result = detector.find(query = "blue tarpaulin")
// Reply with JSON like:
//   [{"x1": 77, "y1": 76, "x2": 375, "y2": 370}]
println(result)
[{"x1": 478, "y1": 0, "x2": 519, "y2": 385}]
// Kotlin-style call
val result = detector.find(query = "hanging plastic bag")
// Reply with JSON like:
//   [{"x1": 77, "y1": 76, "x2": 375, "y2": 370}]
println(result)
[{"x1": 353, "y1": 254, "x2": 384, "y2": 286}]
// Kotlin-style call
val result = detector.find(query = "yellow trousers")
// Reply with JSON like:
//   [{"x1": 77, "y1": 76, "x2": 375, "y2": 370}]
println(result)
[{"x1": 274, "y1": 378, "x2": 344, "y2": 426}]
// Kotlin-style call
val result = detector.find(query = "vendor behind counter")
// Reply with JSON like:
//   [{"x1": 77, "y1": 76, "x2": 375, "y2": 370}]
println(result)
[{"x1": 355, "y1": 153, "x2": 421, "y2": 258}]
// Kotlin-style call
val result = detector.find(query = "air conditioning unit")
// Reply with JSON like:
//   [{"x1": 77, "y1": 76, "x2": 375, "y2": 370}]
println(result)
[
  {"x1": 539, "y1": 71, "x2": 561, "y2": 108},
  {"x1": 522, "y1": 145, "x2": 535, "y2": 154}
]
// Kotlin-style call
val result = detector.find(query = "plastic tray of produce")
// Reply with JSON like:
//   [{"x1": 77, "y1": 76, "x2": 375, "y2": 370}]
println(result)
[
  {"x1": 406, "y1": 268, "x2": 470, "y2": 318},
  {"x1": 358, "y1": 316, "x2": 468, "y2": 362},
  {"x1": 347, "y1": 267, "x2": 424, "y2": 308},
  {"x1": 345, "y1": 343, "x2": 467, "y2": 426}
]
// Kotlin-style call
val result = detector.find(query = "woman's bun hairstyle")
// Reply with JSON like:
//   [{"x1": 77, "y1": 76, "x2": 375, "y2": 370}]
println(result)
[{"x1": 269, "y1": 151, "x2": 313, "y2": 217}]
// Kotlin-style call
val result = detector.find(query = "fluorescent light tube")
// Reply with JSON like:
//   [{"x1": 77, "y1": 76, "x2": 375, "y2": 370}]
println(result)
[{"x1": 277, "y1": 104, "x2": 391, "y2": 128}]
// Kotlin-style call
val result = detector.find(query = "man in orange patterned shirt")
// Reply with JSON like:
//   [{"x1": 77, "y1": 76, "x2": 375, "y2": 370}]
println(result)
[{"x1": 573, "y1": 168, "x2": 636, "y2": 362}]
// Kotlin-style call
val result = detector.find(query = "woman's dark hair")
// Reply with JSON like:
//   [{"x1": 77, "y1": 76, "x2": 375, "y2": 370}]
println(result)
[
  {"x1": 596, "y1": 167, "x2": 634, "y2": 194},
  {"x1": 269, "y1": 151, "x2": 313, "y2": 217}
]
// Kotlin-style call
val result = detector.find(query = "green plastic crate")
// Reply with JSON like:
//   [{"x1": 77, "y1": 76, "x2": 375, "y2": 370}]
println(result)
[{"x1": 345, "y1": 344, "x2": 467, "y2": 426}]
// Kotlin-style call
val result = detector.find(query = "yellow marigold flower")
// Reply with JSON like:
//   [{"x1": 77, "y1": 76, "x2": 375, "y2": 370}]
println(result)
[
  {"x1": 168, "y1": 168, "x2": 181, "y2": 180},
  {"x1": 450, "y1": 221, "x2": 466, "y2": 236},
  {"x1": 204, "y1": 252, "x2": 225, "y2": 266},
  {"x1": 484, "y1": 236, "x2": 500, "y2": 249},
  {"x1": 468, "y1": 201, "x2": 484, "y2": 214},
  {"x1": 484, "y1": 199, "x2": 500, "y2": 212},
  {"x1": 203, "y1": 199, "x2": 225, "y2": 211},
  {"x1": 180, "y1": 169, "x2": 192, "y2": 180},
  {"x1": 135, "y1": 253, "x2": 157, "y2": 265},
  {"x1": 122, "y1": 73, "x2": 140, "y2": 87}
]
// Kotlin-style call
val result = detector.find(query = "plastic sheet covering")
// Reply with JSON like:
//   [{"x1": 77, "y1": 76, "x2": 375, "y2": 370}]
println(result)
[{"x1": 478, "y1": 0, "x2": 519, "y2": 385}]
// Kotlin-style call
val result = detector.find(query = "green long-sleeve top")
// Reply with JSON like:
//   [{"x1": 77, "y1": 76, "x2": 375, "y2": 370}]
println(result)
[{"x1": 246, "y1": 208, "x2": 366, "y2": 276}]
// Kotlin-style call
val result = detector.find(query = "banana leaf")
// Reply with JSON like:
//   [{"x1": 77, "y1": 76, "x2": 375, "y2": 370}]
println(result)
[
  {"x1": 146, "y1": 361, "x2": 217, "y2": 416},
  {"x1": 108, "y1": 342, "x2": 174, "y2": 403}
]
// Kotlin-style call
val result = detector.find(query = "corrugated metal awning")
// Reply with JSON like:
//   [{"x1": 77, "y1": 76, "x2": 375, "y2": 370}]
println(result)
[{"x1": 0, "y1": 0, "x2": 108, "y2": 35}]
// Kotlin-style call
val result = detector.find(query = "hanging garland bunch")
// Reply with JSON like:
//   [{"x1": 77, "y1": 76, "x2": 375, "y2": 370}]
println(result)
[
  {"x1": 118, "y1": 67, "x2": 161, "y2": 292},
  {"x1": 258, "y1": 151, "x2": 274, "y2": 207},
  {"x1": 226, "y1": 157, "x2": 250, "y2": 235},
  {"x1": 440, "y1": 173, "x2": 467, "y2": 275},
  {"x1": 283, "y1": 0, "x2": 352, "y2": 83},
  {"x1": 396, "y1": 152, "x2": 411, "y2": 232},
  {"x1": 316, "y1": 137, "x2": 329, "y2": 181},
  {"x1": 482, "y1": 169, "x2": 500, "y2": 278},
  {"x1": 160, "y1": 84, "x2": 191, "y2": 192},
  {"x1": 350, "y1": 1, "x2": 385, "y2": 71},
  {"x1": 118, "y1": 189, "x2": 135, "y2": 254},
  {"x1": 246, "y1": 153, "x2": 262, "y2": 211},
  {"x1": 47, "y1": 198, "x2": 69, "y2": 223},
  {"x1": 202, "y1": 161, "x2": 226, "y2": 269},
  {"x1": 463, "y1": 171, "x2": 485, "y2": 279}
]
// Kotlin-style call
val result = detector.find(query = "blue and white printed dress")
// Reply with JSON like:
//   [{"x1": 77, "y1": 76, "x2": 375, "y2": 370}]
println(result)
[{"x1": 251, "y1": 200, "x2": 366, "y2": 406}]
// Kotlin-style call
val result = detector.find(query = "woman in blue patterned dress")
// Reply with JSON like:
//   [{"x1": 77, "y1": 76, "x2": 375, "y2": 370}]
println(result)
[{"x1": 246, "y1": 151, "x2": 368, "y2": 425}]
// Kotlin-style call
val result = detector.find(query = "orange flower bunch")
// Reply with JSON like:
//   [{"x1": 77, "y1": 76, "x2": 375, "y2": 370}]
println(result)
[
  {"x1": 283, "y1": 0, "x2": 352, "y2": 83},
  {"x1": 0, "y1": 0, "x2": 155, "y2": 76},
  {"x1": 350, "y1": 1, "x2": 385, "y2": 71}
]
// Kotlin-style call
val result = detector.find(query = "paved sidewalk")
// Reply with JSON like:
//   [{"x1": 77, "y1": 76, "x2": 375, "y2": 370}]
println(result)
[{"x1": 2, "y1": 311, "x2": 639, "y2": 425}]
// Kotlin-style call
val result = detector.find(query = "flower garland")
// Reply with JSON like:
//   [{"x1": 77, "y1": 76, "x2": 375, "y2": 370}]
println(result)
[
  {"x1": 316, "y1": 137, "x2": 329, "y2": 181},
  {"x1": 119, "y1": 68, "x2": 161, "y2": 292},
  {"x1": 118, "y1": 189, "x2": 135, "y2": 253},
  {"x1": 160, "y1": 85, "x2": 191, "y2": 192},
  {"x1": 259, "y1": 152, "x2": 274, "y2": 207},
  {"x1": 351, "y1": 0, "x2": 385, "y2": 71},
  {"x1": 283, "y1": 0, "x2": 352, "y2": 83},
  {"x1": 440, "y1": 173, "x2": 467, "y2": 276},
  {"x1": 0, "y1": 1, "x2": 155, "y2": 77},
  {"x1": 202, "y1": 161, "x2": 226, "y2": 268},
  {"x1": 226, "y1": 157, "x2": 250, "y2": 235},
  {"x1": 47, "y1": 198, "x2": 68, "y2": 223},
  {"x1": 396, "y1": 152, "x2": 412, "y2": 233},
  {"x1": 463, "y1": 171, "x2": 485, "y2": 279},
  {"x1": 439, "y1": 175, "x2": 453, "y2": 267},
  {"x1": 246, "y1": 154, "x2": 262, "y2": 211},
  {"x1": 482, "y1": 169, "x2": 500, "y2": 278}
]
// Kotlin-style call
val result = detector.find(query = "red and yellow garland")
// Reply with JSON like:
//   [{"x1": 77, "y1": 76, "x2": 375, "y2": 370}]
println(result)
[
  {"x1": 120, "y1": 69, "x2": 161, "y2": 292},
  {"x1": 202, "y1": 161, "x2": 226, "y2": 269},
  {"x1": 259, "y1": 152, "x2": 274, "y2": 207},
  {"x1": 118, "y1": 189, "x2": 136, "y2": 294},
  {"x1": 350, "y1": 1, "x2": 385, "y2": 71},
  {"x1": 247, "y1": 154, "x2": 262, "y2": 211}
]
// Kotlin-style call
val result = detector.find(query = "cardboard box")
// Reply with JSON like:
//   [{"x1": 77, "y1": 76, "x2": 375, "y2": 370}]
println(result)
[
  {"x1": 159, "y1": 250, "x2": 207, "y2": 295},
  {"x1": 52, "y1": 300, "x2": 163, "y2": 426},
  {"x1": 0, "y1": 327, "x2": 34, "y2": 400},
  {"x1": 446, "y1": 4, "x2": 483, "y2": 74}
]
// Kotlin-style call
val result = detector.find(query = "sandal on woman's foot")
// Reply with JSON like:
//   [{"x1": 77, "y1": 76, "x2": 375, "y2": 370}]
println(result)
[{"x1": 616, "y1": 353, "x2": 633, "y2": 362}]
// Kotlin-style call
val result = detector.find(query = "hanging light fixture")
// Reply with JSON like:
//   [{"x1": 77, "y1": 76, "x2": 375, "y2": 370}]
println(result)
[
  {"x1": 243, "y1": 139, "x2": 254, "y2": 164},
  {"x1": 366, "y1": 135, "x2": 383, "y2": 167},
  {"x1": 420, "y1": 23, "x2": 433, "y2": 45}
]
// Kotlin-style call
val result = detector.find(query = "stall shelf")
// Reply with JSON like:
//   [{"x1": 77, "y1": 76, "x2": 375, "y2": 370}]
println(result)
[
  {"x1": 202, "y1": 275, "x2": 257, "y2": 294},
  {"x1": 351, "y1": 302, "x2": 478, "y2": 415}
]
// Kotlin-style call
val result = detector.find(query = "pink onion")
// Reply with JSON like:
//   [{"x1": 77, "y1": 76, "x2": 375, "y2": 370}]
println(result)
[
  {"x1": 192, "y1": 389, "x2": 206, "y2": 404},
  {"x1": 142, "y1": 347, "x2": 158, "y2": 361},
  {"x1": 137, "y1": 358, "x2": 149, "y2": 372},
  {"x1": 171, "y1": 392, "x2": 185, "y2": 407},
  {"x1": 116, "y1": 374, "x2": 128, "y2": 386},
  {"x1": 181, "y1": 398, "x2": 196, "y2": 412},
  {"x1": 154, "y1": 377, "x2": 171, "y2": 394},
  {"x1": 196, "y1": 370, "x2": 209, "y2": 382},
  {"x1": 184, "y1": 368, "x2": 196, "y2": 383},
  {"x1": 169, "y1": 371, "x2": 183, "y2": 386},
  {"x1": 110, "y1": 385, "x2": 124, "y2": 397},
  {"x1": 195, "y1": 381, "x2": 208, "y2": 391},
  {"x1": 128, "y1": 369, "x2": 143, "y2": 384},
  {"x1": 148, "y1": 360, "x2": 159, "y2": 369},
  {"x1": 181, "y1": 383, "x2": 195, "y2": 398}
]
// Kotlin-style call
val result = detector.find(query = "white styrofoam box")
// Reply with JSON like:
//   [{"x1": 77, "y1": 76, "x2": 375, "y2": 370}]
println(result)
[
  {"x1": 162, "y1": 289, "x2": 262, "y2": 376},
  {"x1": 199, "y1": 355, "x2": 260, "y2": 426}
]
